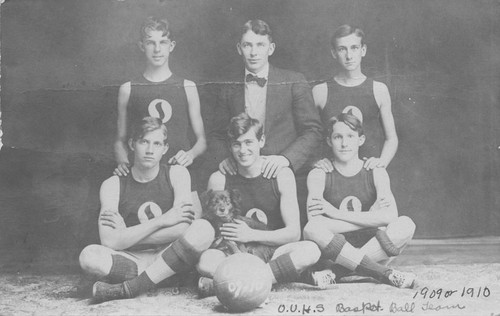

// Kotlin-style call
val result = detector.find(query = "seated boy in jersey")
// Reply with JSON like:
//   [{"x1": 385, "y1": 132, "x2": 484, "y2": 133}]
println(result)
[
  {"x1": 303, "y1": 113, "x2": 417, "y2": 288},
  {"x1": 196, "y1": 113, "x2": 323, "y2": 297},
  {"x1": 79, "y1": 117, "x2": 214, "y2": 302},
  {"x1": 114, "y1": 16, "x2": 206, "y2": 177},
  {"x1": 313, "y1": 25, "x2": 398, "y2": 172}
]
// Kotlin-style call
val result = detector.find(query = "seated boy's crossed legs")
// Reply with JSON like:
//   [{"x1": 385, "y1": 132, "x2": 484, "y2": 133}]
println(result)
[
  {"x1": 196, "y1": 240, "x2": 322, "y2": 297},
  {"x1": 79, "y1": 244, "x2": 169, "y2": 284},
  {"x1": 304, "y1": 215, "x2": 417, "y2": 288},
  {"x1": 80, "y1": 219, "x2": 214, "y2": 302}
]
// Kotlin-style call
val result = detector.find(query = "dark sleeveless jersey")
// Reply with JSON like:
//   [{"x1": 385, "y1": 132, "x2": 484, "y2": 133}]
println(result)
[
  {"x1": 128, "y1": 73, "x2": 191, "y2": 162},
  {"x1": 225, "y1": 173, "x2": 283, "y2": 230},
  {"x1": 118, "y1": 164, "x2": 174, "y2": 227},
  {"x1": 324, "y1": 167, "x2": 376, "y2": 213},
  {"x1": 322, "y1": 78, "x2": 384, "y2": 158}
]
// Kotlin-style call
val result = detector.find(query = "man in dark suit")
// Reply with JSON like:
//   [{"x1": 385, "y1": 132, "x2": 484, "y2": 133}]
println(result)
[{"x1": 208, "y1": 19, "x2": 322, "y2": 228}]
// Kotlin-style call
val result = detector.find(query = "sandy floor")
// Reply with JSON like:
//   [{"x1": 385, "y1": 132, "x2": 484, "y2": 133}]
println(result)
[{"x1": 1, "y1": 263, "x2": 499, "y2": 315}]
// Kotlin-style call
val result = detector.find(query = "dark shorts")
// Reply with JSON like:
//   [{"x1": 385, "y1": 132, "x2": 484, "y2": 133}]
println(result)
[
  {"x1": 343, "y1": 227, "x2": 380, "y2": 248},
  {"x1": 246, "y1": 243, "x2": 278, "y2": 263}
]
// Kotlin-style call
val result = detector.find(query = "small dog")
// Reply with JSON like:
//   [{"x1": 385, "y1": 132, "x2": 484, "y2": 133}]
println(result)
[{"x1": 200, "y1": 189, "x2": 267, "y2": 255}]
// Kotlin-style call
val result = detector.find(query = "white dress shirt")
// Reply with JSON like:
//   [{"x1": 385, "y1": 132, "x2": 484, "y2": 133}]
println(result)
[{"x1": 244, "y1": 64, "x2": 269, "y2": 127}]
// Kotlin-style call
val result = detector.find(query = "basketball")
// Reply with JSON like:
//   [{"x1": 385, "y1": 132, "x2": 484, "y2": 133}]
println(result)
[{"x1": 213, "y1": 253, "x2": 272, "y2": 312}]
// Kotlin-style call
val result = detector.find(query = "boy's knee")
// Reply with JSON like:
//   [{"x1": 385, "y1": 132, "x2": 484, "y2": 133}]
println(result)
[
  {"x1": 79, "y1": 244, "x2": 108, "y2": 272},
  {"x1": 303, "y1": 220, "x2": 322, "y2": 241},
  {"x1": 184, "y1": 219, "x2": 215, "y2": 251},
  {"x1": 291, "y1": 241, "x2": 321, "y2": 268},
  {"x1": 395, "y1": 216, "x2": 416, "y2": 237},
  {"x1": 197, "y1": 249, "x2": 226, "y2": 277}
]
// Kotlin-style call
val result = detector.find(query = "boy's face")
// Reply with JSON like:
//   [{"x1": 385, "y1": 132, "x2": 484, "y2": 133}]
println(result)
[
  {"x1": 139, "y1": 30, "x2": 175, "y2": 68},
  {"x1": 237, "y1": 30, "x2": 275, "y2": 74},
  {"x1": 328, "y1": 121, "x2": 365, "y2": 163},
  {"x1": 229, "y1": 128, "x2": 265, "y2": 168},
  {"x1": 331, "y1": 33, "x2": 366, "y2": 72},
  {"x1": 129, "y1": 129, "x2": 168, "y2": 169}
]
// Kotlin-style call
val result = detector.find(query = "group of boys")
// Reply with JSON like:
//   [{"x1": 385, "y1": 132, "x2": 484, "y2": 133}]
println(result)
[{"x1": 79, "y1": 17, "x2": 417, "y2": 303}]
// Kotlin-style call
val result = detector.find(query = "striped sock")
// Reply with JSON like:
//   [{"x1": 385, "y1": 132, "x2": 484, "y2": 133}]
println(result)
[
  {"x1": 269, "y1": 254, "x2": 300, "y2": 283},
  {"x1": 322, "y1": 235, "x2": 390, "y2": 281},
  {"x1": 122, "y1": 236, "x2": 201, "y2": 298}
]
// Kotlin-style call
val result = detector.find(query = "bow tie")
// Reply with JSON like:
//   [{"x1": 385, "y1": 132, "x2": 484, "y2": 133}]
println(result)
[{"x1": 246, "y1": 73, "x2": 267, "y2": 87}]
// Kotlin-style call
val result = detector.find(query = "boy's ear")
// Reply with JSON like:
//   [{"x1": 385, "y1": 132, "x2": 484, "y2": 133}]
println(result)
[
  {"x1": 128, "y1": 139, "x2": 135, "y2": 151},
  {"x1": 137, "y1": 41, "x2": 145, "y2": 52},
  {"x1": 236, "y1": 42, "x2": 242, "y2": 56},
  {"x1": 330, "y1": 49, "x2": 337, "y2": 60},
  {"x1": 169, "y1": 40, "x2": 176, "y2": 52},
  {"x1": 361, "y1": 44, "x2": 367, "y2": 57},
  {"x1": 268, "y1": 42, "x2": 276, "y2": 56},
  {"x1": 358, "y1": 134, "x2": 366, "y2": 147},
  {"x1": 326, "y1": 135, "x2": 333, "y2": 148},
  {"x1": 162, "y1": 143, "x2": 169, "y2": 155},
  {"x1": 259, "y1": 134, "x2": 266, "y2": 148}
]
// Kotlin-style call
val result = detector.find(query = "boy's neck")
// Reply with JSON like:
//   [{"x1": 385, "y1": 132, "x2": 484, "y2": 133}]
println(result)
[
  {"x1": 131, "y1": 164, "x2": 160, "y2": 183},
  {"x1": 143, "y1": 65, "x2": 172, "y2": 82},
  {"x1": 334, "y1": 70, "x2": 366, "y2": 87},
  {"x1": 237, "y1": 158, "x2": 263, "y2": 179},
  {"x1": 332, "y1": 157, "x2": 364, "y2": 177}
]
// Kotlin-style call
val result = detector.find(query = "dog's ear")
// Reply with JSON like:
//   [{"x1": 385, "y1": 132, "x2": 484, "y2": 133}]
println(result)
[
  {"x1": 200, "y1": 189, "x2": 212, "y2": 209},
  {"x1": 228, "y1": 189, "x2": 242, "y2": 214}
]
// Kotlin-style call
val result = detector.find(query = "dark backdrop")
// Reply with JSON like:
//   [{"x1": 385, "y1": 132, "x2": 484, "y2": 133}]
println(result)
[{"x1": 1, "y1": 0, "x2": 499, "y2": 255}]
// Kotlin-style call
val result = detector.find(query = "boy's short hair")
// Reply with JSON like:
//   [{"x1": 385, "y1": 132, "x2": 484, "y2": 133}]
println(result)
[
  {"x1": 327, "y1": 113, "x2": 364, "y2": 138},
  {"x1": 140, "y1": 16, "x2": 173, "y2": 41},
  {"x1": 227, "y1": 112, "x2": 264, "y2": 142},
  {"x1": 131, "y1": 116, "x2": 168, "y2": 145},
  {"x1": 330, "y1": 24, "x2": 365, "y2": 48},
  {"x1": 240, "y1": 19, "x2": 273, "y2": 43}
]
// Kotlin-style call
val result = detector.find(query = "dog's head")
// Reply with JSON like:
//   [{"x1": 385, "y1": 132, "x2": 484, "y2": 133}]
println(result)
[{"x1": 200, "y1": 189, "x2": 242, "y2": 222}]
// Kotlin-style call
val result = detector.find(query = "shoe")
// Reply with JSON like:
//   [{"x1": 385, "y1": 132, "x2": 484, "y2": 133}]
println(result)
[
  {"x1": 386, "y1": 270, "x2": 416, "y2": 289},
  {"x1": 92, "y1": 281, "x2": 129, "y2": 303},
  {"x1": 311, "y1": 269, "x2": 337, "y2": 289},
  {"x1": 198, "y1": 276, "x2": 215, "y2": 298}
]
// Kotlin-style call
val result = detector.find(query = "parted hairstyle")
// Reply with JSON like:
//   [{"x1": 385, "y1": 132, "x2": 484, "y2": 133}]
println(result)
[
  {"x1": 130, "y1": 116, "x2": 168, "y2": 145},
  {"x1": 330, "y1": 24, "x2": 365, "y2": 48},
  {"x1": 140, "y1": 16, "x2": 174, "y2": 41},
  {"x1": 227, "y1": 112, "x2": 264, "y2": 143},
  {"x1": 327, "y1": 113, "x2": 364, "y2": 138},
  {"x1": 240, "y1": 19, "x2": 273, "y2": 43}
]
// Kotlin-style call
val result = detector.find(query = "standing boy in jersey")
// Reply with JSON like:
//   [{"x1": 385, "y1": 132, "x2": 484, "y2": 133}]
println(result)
[
  {"x1": 197, "y1": 113, "x2": 323, "y2": 297},
  {"x1": 313, "y1": 25, "x2": 398, "y2": 171},
  {"x1": 304, "y1": 113, "x2": 416, "y2": 288},
  {"x1": 115, "y1": 16, "x2": 206, "y2": 176},
  {"x1": 79, "y1": 117, "x2": 214, "y2": 302}
]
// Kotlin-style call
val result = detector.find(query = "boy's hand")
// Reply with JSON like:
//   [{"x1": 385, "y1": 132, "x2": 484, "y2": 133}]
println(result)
[
  {"x1": 168, "y1": 150, "x2": 194, "y2": 167},
  {"x1": 113, "y1": 163, "x2": 130, "y2": 177},
  {"x1": 99, "y1": 211, "x2": 126, "y2": 230},
  {"x1": 363, "y1": 157, "x2": 386, "y2": 170},
  {"x1": 219, "y1": 157, "x2": 238, "y2": 175},
  {"x1": 307, "y1": 197, "x2": 337, "y2": 218},
  {"x1": 313, "y1": 158, "x2": 334, "y2": 173},
  {"x1": 160, "y1": 203, "x2": 195, "y2": 227},
  {"x1": 261, "y1": 155, "x2": 290, "y2": 179},
  {"x1": 370, "y1": 196, "x2": 392, "y2": 212},
  {"x1": 220, "y1": 219, "x2": 253, "y2": 243}
]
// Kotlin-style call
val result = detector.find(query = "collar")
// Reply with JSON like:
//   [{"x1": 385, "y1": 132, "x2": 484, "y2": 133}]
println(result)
[{"x1": 245, "y1": 63, "x2": 269, "y2": 80}]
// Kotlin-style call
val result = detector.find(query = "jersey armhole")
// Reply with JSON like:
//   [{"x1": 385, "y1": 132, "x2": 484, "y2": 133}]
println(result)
[{"x1": 271, "y1": 177, "x2": 281, "y2": 200}]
